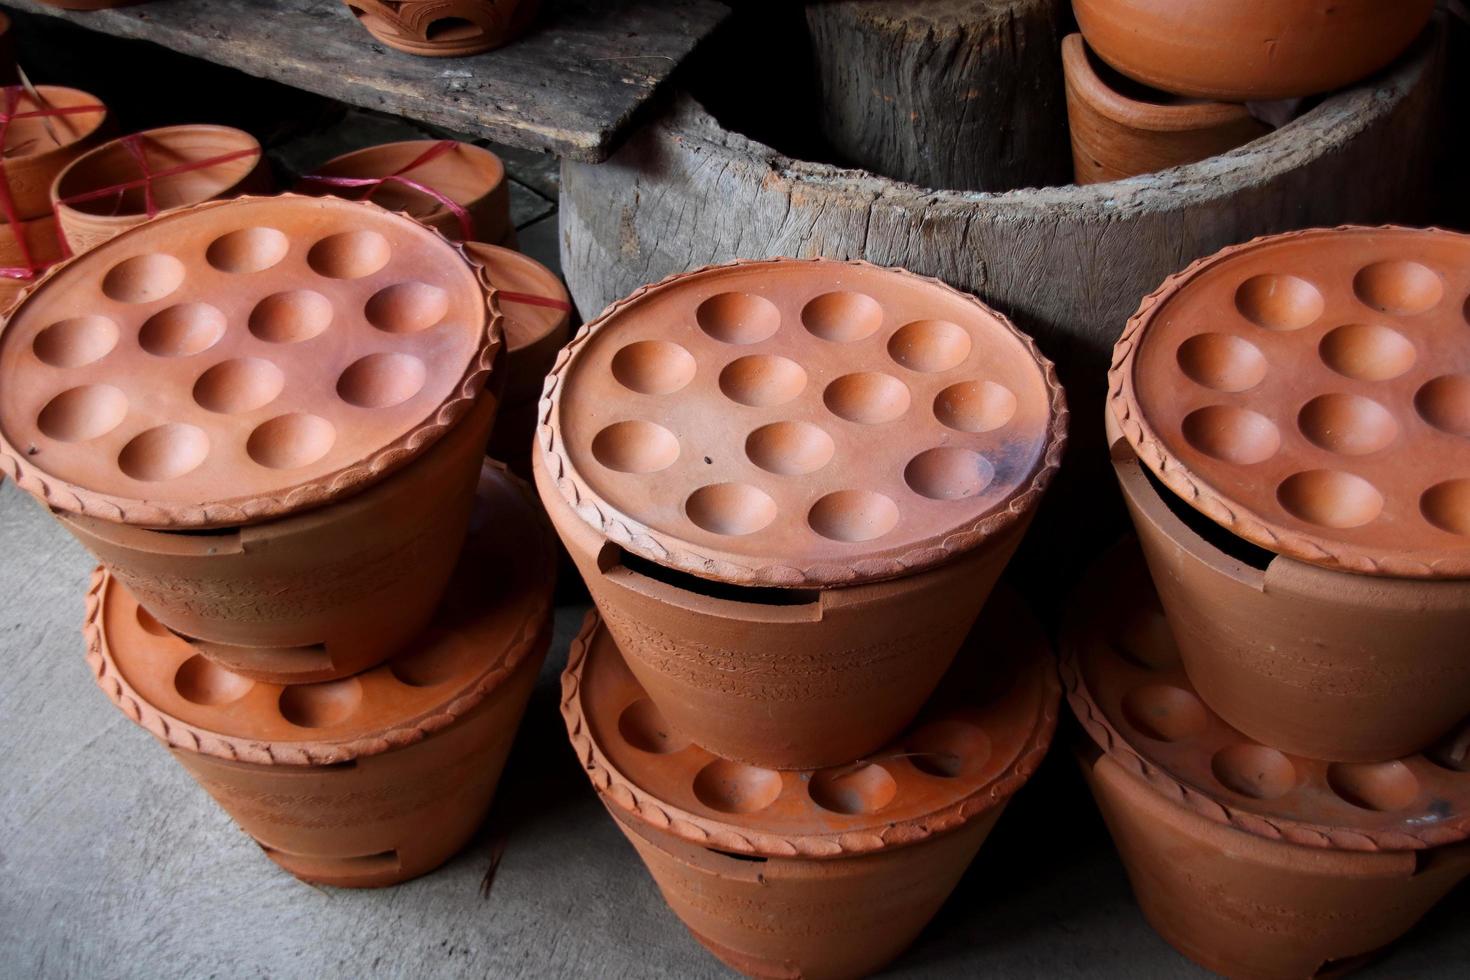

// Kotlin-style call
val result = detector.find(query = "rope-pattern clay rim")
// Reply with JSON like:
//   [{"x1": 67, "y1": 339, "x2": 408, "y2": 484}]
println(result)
[
  {"x1": 84, "y1": 468, "x2": 553, "y2": 767},
  {"x1": 538, "y1": 257, "x2": 1069, "y2": 588},
  {"x1": 1108, "y1": 223, "x2": 1467, "y2": 579},
  {"x1": 0, "y1": 193, "x2": 505, "y2": 529},
  {"x1": 560, "y1": 610, "x2": 1061, "y2": 859}
]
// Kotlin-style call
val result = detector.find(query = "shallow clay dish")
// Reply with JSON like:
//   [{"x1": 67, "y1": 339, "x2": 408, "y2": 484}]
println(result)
[
  {"x1": 0, "y1": 85, "x2": 108, "y2": 221},
  {"x1": 541, "y1": 257, "x2": 1066, "y2": 588},
  {"x1": 0, "y1": 193, "x2": 501, "y2": 528},
  {"x1": 345, "y1": 0, "x2": 540, "y2": 57},
  {"x1": 1110, "y1": 226, "x2": 1470, "y2": 579},
  {"x1": 87, "y1": 463, "x2": 556, "y2": 886}
]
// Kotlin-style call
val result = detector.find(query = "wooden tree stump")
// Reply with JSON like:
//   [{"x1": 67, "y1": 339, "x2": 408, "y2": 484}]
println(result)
[{"x1": 804, "y1": 0, "x2": 1070, "y2": 191}]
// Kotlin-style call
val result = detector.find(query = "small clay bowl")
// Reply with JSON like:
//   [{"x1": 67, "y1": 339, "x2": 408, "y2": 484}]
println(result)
[
  {"x1": 1062, "y1": 34, "x2": 1270, "y2": 185},
  {"x1": 87, "y1": 462, "x2": 556, "y2": 888},
  {"x1": 297, "y1": 140, "x2": 513, "y2": 246},
  {"x1": 1072, "y1": 0, "x2": 1436, "y2": 101},
  {"x1": 562, "y1": 592, "x2": 1058, "y2": 979},
  {"x1": 52, "y1": 125, "x2": 271, "y2": 254},
  {"x1": 0, "y1": 85, "x2": 107, "y2": 221},
  {"x1": 344, "y1": 0, "x2": 540, "y2": 57}
]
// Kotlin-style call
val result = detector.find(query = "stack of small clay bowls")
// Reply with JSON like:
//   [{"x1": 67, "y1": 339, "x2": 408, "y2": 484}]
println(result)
[
  {"x1": 1064, "y1": 0, "x2": 1435, "y2": 183},
  {"x1": 342, "y1": 0, "x2": 539, "y2": 56},
  {"x1": 1092, "y1": 224, "x2": 1470, "y2": 976},
  {"x1": 0, "y1": 192, "x2": 557, "y2": 887},
  {"x1": 539, "y1": 257, "x2": 1068, "y2": 977}
]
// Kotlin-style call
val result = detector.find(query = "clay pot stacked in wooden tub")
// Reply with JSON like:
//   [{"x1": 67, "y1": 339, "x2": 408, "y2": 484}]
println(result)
[
  {"x1": 1063, "y1": 544, "x2": 1470, "y2": 978},
  {"x1": 1108, "y1": 226, "x2": 1470, "y2": 763},
  {"x1": 343, "y1": 0, "x2": 539, "y2": 57}
]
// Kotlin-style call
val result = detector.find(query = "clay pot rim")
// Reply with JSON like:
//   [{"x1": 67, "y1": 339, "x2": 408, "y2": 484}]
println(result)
[
  {"x1": 303, "y1": 139, "x2": 506, "y2": 227},
  {"x1": 1108, "y1": 224, "x2": 1470, "y2": 580},
  {"x1": 1, "y1": 86, "x2": 108, "y2": 165},
  {"x1": 0, "y1": 192, "x2": 505, "y2": 529},
  {"x1": 1061, "y1": 539, "x2": 1470, "y2": 852},
  {"x1": 84, "y1": 467, "x2": 554, "y2": 766},
  {"x1": 539, "y1": 256, "x2": 1069, "y2": 589},
  {"x1": 559, "y1": 609, "x2": 1060, "y2": 860},
  {"x1": 461, "y1": 241, "x2": 570, "y2": 355},
  {"x1": 1061, "y1": 34, "x2": 1261, "y2": 133}
]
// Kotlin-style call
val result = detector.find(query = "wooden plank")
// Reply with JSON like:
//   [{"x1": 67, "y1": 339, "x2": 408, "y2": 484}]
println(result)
[{"x1": 0, "y1": 0, "x2": 728, "y2": 161}]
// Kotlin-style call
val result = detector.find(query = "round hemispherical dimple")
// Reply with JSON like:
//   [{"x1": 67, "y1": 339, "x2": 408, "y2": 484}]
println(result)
[
  {"x1": 1234, "y1": 274, "x2": 1324, "y2": 331},
  {"x1": 37, "y1": 385, "x2": 127, "y2": 442},
  {"x1": 365, "y1": 282, "x2": 450, "y2": 334},
  {"x1": 904, "y1": 448, "x2": 995, "y2": 500},
  {"x1": 1422, "y1": 481, "x2": 1470, "y2": 536},
  {"x1": 101, "y1": 254, "x2": 186, "y2": 304},
  {"x1": 193, "y1": 358, "x2": 285, "y2": 414},
  {"x1": 1354, "y1": 260, "x2": 1444, "y2": 315},
  {"x1": 617, "y1": 699, "x2": 691, "y2": 755},
  {"x1": 802, "y1": 291, "x2": 884, "y2": 343},
  {"x1": 174, "y1": 655, "x2": 254, "y2": 706},
  {"x1": 887, "y1": 319, "x2": 973, "y2": 373},
  {"x1": 823, "y1": 372, "x2": 910, "y2": 424},
  {"x1": 1298, "y1": 394, "x2": 1398, "y2": 456},
  {"x1": 808, "y1": 490, "x2": 900, "y2": 543},
  {"x1": 1121, "y1": 685, "x2": 1210, "y2": 742},
  {"x1": 135, "y1": 605, "x2": 171, "y2": 636},
  {"x1": 1416, "y1": 375, "x2": 1470, "y2": 437},
  {"x1": 611, "y1": 340, "x2": 697, "y2": 395},
  {"x1": 386, "y1": 630, "x2": 464, "y2": 687},
  {"x1": 337, "y1": 352, "x2": 428, "y2": 408},
  {"x1": 686, "y1": 483, "x2": 778, "y2": 536},
  {"x1": 1176, "y1": 333, "x2": 1268, "y2": 392},
  {"x1": 118, "y1": 424, "x2": 210, "y2": 482},
  {"x1": 249, "y1": 289, "x2": 333, "y2": 343},
  {"x1": 903, "y1": 719, "x2": 991, "y2": 778},
  {"x1": 307, "y1": 229, "x2": 392, "y2": 280},
  {"x1": 695, "y1": 291, "x2": 781, "y2": 344},
  {"x1": 692, "y1": 759, "x2": 783, "y2": 814},
  {"x1": 205, "y1": 226, "x2": 290, "y2": 274},
  {"x1": 591, "y1": 420, "x2": 680, "y2": 474},
  {"x1": 718, "y1": 355, "x2": 807, "y2": 407},
  {"x1": 32, "y1": 315, "x2": 119, "y2": 367},
  {"x1": 138, "y1": 303, "x2": 226, "y2": 357},
  {"x1": 745, "y1": 421, "x2": 835, "y2": 476},
  {"x1": 1278, "y1": 470, "x2": 1384, "y2": 529},
  {"x1": 1210, "y1": 744, "x2": 1297, "y2": 800},
  {"x1": 808, "y1": 764, "x2": 898, "y2": 815},
  {"x1": 934, "y1": 380, "x2": 1017, "y2": 433},
  {"x1": 1319, "y1": 323, "x2": 1416, "y2": 381},
  {"x1": 246, "y1": 414, "x2": 336, "y2": 470},
  {"x1": 1181, "y1": 406, "x2": 1282, "y2": 465},
  {"x1": 278, "y1": 678, "x2": 363, "y2": 728},
  {"x1": 1326, "y1": 761, "x2": 1421, "y2": 812}
]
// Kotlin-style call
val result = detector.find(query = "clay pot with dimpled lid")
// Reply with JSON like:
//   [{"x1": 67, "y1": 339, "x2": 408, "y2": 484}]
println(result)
[
  {"x1": 1108, "y1": 226, "x2": 1470, "y2": 762},
  {"x1": 0, "y1": 193, "x2": 504, "y2": 683},
  {"x1": 87, "y1": 463, "x2": 555, "y2": 888},
  {"x1": 537, "y1": 257, "x2": 1067, "y2": 769},
  {"x1": 1064, "y1": 543, "x2": 1470, "y2": 979},
  {"x1": 562, "y1": 591, "x2": 1058, "y2": 980}
]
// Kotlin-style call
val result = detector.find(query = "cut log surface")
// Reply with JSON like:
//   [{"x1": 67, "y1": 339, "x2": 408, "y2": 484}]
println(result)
[
  {"x1": 805, "y1": 0, "x2": 1070, "y2": 191},
  {"x1": 1, "y1": 0, "x2": 728, "y2": 161}
]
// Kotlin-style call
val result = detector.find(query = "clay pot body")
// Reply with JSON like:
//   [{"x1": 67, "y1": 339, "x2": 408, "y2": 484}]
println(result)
[
  {"x1": 0, "y1": 86, "x2": 107, "y2": 221},
  {"x1": 52, "y1": 125, "x2": 269, "y2": 253},
  {"x1": 0, "y1": 213, "x2": 64, "y2": 271},
  {"x1": 536, "y1": 448, "x2": 1030, "y2": 769},
  {"x1": 1072, "y1": 0, "x2": 1435, "y2": 101},
  {"x1": 611, "y1": 804, "x2": 1002, "y2": 980},
  {"x1": 1111, "y1": 434, "x2": 1470, "y2": 763},
  {"x1": 61, "y1": 388, "x2": 499, "y2": 684},
  {"x1": 1083, "y1": 750, "x2": 1470, "y2": 979},
  {"x1": 345, "y1": 0, "x2": 540, "y2": 57},
  {"x1": 1062, "y1": 34, "x2": 1269, "y2": 184}
]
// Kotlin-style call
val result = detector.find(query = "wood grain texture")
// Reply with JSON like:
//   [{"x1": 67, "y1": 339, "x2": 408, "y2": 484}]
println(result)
[
  {"x1": 805, "y1": 0, "x2": 1071, "y2": 191},
  {"x1": 0, "y1": 0, "x2": 728, "y2": 161}
]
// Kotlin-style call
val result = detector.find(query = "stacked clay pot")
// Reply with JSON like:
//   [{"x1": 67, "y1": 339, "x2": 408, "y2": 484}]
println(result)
[
  {"x1": 1063, "y1": 544, "x2": 1470, "y2": 978},
  {"x1": 343, "y1": 0, "x2": 539, "y2": 57}
]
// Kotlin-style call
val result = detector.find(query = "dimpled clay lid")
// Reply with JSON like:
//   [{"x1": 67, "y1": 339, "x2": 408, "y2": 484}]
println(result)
[
  {"x1": 561, "y1": 593, "x2": 1059, "y2": 858},
  {"x1": 86, "y1": 463, "x2": 554, "y2": 765},
  {"x1": 0, "y1": 194, "x2": 500, "y2": 528},
  {"x1": 1063, "y1": 542, "x2": 1470, "y2": 851},
  {"x1": 541, "y1": 258, "x2": 1067, "y2": 587},
  {"x1": 1110, "y1": 226, "x2": 1470, "y2": 578}
]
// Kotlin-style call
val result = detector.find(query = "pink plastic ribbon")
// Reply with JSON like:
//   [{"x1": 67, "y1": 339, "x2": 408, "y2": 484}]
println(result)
[
  {"x1": 298, "y1": 140, "x2": 477, "y2": 242},
  {"x1": 498, "y1": 288, "x2": 572, "y2": 313}
]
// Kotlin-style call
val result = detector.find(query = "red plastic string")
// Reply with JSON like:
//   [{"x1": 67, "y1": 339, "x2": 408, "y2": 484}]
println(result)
[
  {"x1": 498, "y1": 289, "x2": 572, "y2": 313},
  {"x1": 298, "y1": 140, "x2": 476, "y2": 242}
]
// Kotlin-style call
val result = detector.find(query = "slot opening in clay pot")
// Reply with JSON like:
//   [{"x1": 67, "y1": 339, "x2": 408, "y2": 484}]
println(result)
[
  {"x1": 1138, "y1": 464, "x2": 1275, "y2": 573},
  {"x1": 155, "y1": 525, "x2": 244, "y2": 540},
  {"x1": 707, "y1": 848, "x2": 769, "y2": 864},
  {"x1": 601, "y1": 544, "x2": 823, "y2": 608}
]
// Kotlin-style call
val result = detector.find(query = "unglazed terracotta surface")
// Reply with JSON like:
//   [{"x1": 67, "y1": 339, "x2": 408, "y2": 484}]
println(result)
[
  {"x1": 1111, "y1": 226, "x2": 1470, "y2": 578},
  {"x1": 466, "y1": 242, "x2": 571, "y2": 407},
  {"x1": 346, "y1": 0, "x2": 540, "y2": 57},
  {"x1": 0, "y1": 85, "x2": 107, "y2": 221},
  {"x1": 541, "y1": 257, "x2": 1067, "y2": 588},
  {"x1": 0, "y1": 193, "x2": 502, "y2": 527},
  {"x1": 1072, "y1": 0, "x2": 1436, "y2": 101}
]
